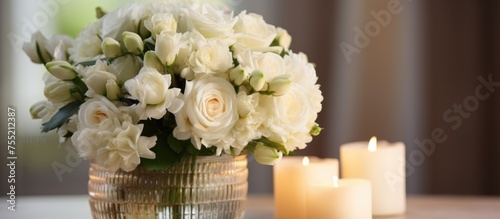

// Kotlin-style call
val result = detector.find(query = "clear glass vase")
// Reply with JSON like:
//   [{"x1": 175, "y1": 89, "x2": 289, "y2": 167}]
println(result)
[{"x1": 88, "y1": 155, "x2": 248, "y2": 219}]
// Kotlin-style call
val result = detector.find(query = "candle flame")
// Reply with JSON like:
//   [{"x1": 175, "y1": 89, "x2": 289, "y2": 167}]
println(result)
[
  {"x1": 368, "y1": 136, "x2": 377, "y2": 152},
  {"x1": 333, "y1": 176, "x2": 339, "y2": 188},
  {"x1": 302, "y1": 156, "x2": 310, "y2": 166}
]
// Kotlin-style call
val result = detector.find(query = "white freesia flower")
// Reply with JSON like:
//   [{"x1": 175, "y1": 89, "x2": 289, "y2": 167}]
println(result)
[
  {"x1": 234, "y1": 11, "x2": 277, "y2": 50},
  {"x1": 47, "y1": 34, "x2": 74, "y2": 61},
  {"x1": 71, "y1": 97, "x2": 156, "y2": 172},
  {"x1": 23, "y1": 31, "x2": 51, "y2": 64},
  {"x1": 188, "y1": 38, "x2": 233, "y2": 75},
  {"x1": 231, "y1": 92, "x2": 266, "y2": 150},
  {"x1": 174, "y1": 76, "x2": 238, "y2": 154},
  {"x1": 80, "y1": 60, "x2": 118, "y2": 97},
  {"x1": 145, "y1": 13, "x2": 178, "y2": 37},
  {"x1": 156, "y1": 31, "x2": 184, "y2": 66},
  {"x1": 261, "y1": 52, "x2": 323, "y2": 151},
  {"x1": 29, "y1": 100, "x2": 59, "y2": 123},
  {"x1": 110, "y1": 55, "x2": 143, "y2": 83},
  {"x1": 69, "y1": 20, "x2": 104, "y2": 63},
  {"x1": 95, "y1": 120, "x2": 157, "y2": 172},
  {"x1": 124, "y1": 67, "x2": 184, "y2": 120},
  {"x1": 254, "y1": 143, "x2": 283, "y2": 165},
  {"x1": 43, "y1": 81, "x2": 75, "y2": 103},
  {"x1": 276, "y1": 27, "x2": 292, "y2": 51}
]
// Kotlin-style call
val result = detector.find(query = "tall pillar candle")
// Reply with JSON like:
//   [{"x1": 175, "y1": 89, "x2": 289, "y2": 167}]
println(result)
[
  {"x1": 340, "y1": 137, "x2": 406, "y2": 216},
  {"x1": 274, "y1": 157, "x2": 338, "y2": 219},
  {"x1": 306, "y1": 177, "x2": 372, "y2": 219}
]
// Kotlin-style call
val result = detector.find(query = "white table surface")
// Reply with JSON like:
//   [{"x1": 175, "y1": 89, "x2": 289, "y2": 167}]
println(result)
[{"x1": 2, "y1": 195, "x2": 500, "y2": 219}]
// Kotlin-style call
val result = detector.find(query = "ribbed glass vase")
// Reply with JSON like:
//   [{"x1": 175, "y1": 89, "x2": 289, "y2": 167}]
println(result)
[{"x1": 88, "y1": 155, "x2": 248, "y2": 219}]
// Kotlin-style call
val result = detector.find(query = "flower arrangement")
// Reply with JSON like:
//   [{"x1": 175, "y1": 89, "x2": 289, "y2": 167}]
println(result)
[{"x1": 25, "y1": 1, "x2": 323, "y2": 172}]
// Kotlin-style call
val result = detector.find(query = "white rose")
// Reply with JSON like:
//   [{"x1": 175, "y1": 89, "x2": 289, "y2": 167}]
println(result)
[
  {"x1": 69, "y1": 20, "x2": 104, "y2": 63},
  {"x1": 43, "y1": 81, "x2": 75, "y2": 103},
  {"x1": 173, "y1": 76, "x2": 238, "y2": 154},
  {"x1": 155, "y1": 31, "x2": 183, "y2": 66},
  {"x1": 110, "y1": 55, "x2": 143, "y2": 83},
  {"x1": 254, "y1": 143, "x2": 283, "y2": 165},
  {"x1": 95, "y1": 120, "x2": 157, "y2": 172},
  {"x1": 144, "y1": 13, "x2": 177, "y2": 37},
  {"x1": 234, "y1": 11, "x2": 277, "y2": 50},
  {"x1": 260, "y1": 52, "x2": 323, "y2": 151},
  {"x1": 77, "y1": 95, "x2": 123, "y2": 131},
  {"x1": 181, "y1": 3, "x2": 237, "y2": 44},
  {"x1": 188, "y1": 38, "x2": 233, "y2": 75},
  {"x1": 124, "y1": 67, "x2": 184, "y2": 120}
]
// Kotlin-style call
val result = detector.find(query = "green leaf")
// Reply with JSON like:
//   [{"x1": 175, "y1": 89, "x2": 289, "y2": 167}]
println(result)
[
  {"x1": 139, "y1": 119, "x2": 162, "y2": 137},
  {"x1": 186, "y1": 143, "x2": 216, "y2": 156},
  {"x1": 167, "y1": 134, "x2": 185, "y2": 154},
  {"x1": 42, "y1": 101, "x2": 82, "y2": 132},
  {"x1": 140, "y1": 133, "x2": 181, "y2": 170}
]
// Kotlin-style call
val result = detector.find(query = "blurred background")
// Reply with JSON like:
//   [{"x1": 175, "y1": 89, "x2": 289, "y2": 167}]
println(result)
[{"x1": 0, "y1": 0, "x2": 499, "y2": 196}]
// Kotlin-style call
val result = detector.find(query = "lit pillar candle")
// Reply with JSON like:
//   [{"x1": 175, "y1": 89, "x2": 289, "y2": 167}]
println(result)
[
  {"x1": 306, "y1": 176, "x2": 372, "y2": 219},
  {"x1": 340, "y1": 137, "x2": 406, "y2": 216},
  {"x1": 274, "y1": 157, "x2": 339, "y2": 219}
]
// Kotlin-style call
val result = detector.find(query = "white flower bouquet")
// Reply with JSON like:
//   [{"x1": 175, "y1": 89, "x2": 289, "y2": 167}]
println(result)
[{"x1": 25, "y1": 1, "x2": 323, "y2": 172}]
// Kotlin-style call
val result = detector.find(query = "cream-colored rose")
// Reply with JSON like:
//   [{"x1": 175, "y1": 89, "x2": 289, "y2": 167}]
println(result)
[
  {"x1": 155, "y1": 31, "x2": 183, "y2": 66},
  {"x1": 124, "y1": 67, "x2": 184, "y2": 120},
  {"x1": 181, "y1": 3, "x2": 237, "y2": 44},
  {"x1": 95, "y1": 121, "x2": 157, "y2": 172},
  {"x1": 144, "y1": 13, "x2": 177, "y2": 37},
  {"x1": 76, "y1": 95, "x2": 123, "y2": 131},
  {"x1": 188, "y1": 38, "x2": 233, "y2": 75},
  {"x1": 234, "y1": 11, "x2": 277, "y2": 50},
  {"x1": 173, "y1": 76, "x2": 238, "y2": 154}
]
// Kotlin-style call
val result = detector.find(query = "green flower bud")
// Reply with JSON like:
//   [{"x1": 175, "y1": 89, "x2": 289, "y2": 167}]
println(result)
[
  {"x1": 122, "y1": 31, "x2": 144, "y2": 55},
  {"x1": 46, "y1": 61, "x2": 77, "y2": 80},
  {"x1": 310, "y1": 124, "x2": 323, "y2": 136},
  {"x1": 249, "y1": 70, "x2": 265, "y2": 91},
  {"x1": 101, "y1": 37, "x2": 122, "y2": 58}
]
